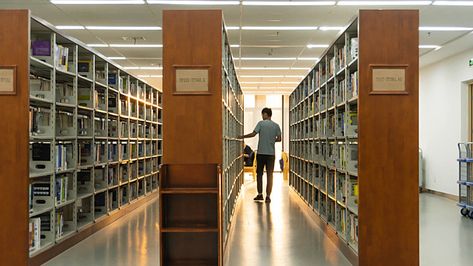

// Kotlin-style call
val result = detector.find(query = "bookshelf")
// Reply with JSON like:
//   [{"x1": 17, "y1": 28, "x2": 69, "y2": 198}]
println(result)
[
  {"x1": 0, "y1": 11, "x2": 163, "y2": 264},
  {"x1": 289, "y1": 10, "x2": 419, "y2": 265},
  {"x1": 162, "y1": 10, "x2": 244, "y2": 266}
]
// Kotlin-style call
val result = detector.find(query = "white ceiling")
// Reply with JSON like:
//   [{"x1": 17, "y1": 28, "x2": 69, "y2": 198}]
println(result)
[{"x1": 2, "y1": 0, "x2": 473, "y2": 93}]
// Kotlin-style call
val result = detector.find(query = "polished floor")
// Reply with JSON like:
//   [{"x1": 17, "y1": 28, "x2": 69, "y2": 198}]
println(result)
[{"x1": 45, "y1": 174, "x2": 473, "y2": 266}]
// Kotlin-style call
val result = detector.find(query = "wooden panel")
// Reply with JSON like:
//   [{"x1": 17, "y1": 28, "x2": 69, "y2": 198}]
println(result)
[
  {"x1": 162, "y1": 10, "x2": 223, "y2": 165},
  {"x1": 358, "y1": 10, "x2": 419, "y2": 266},
  {"x1": 161, "y1": 193, "x2": 218, "y2": 229},
  {"x1": 0, "y1": 10, "x2": 30, "y2": 266},
  {"x1": 162, "y1": 232, "x2": 219, "y2": 265},
  {"x1": 161, "y1": 164, "x2": 219, "y2": 189}
]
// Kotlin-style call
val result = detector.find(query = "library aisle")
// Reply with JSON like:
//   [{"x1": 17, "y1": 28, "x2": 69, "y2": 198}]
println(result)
[{"x1": 224, "y1": 173, "x2": 351, "y2": 266}]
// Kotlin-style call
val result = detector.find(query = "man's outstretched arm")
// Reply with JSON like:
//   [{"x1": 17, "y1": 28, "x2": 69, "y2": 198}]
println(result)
[{"x1": 238, "y1": 131, "x2": 257, "y2": 139}]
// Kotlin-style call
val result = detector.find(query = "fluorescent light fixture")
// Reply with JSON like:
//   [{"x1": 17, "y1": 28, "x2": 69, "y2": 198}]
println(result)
[
  {"x1": 108, "y1": 57, "x2": 127, "y2": 60},
  {"x1": 419, "y1": 45, "x2": 442, "y2": 49},
  {"x1": 109, "y1": 44, "x2": 163, "y2": 48},
  {"x1": 237, "y1": 57, "x2": 297, "y2": 60},
  {"x1": 242, "y1": 26, "x2": 318, "y2": 30},
  {"x1": 231, "y1": 44, "x2": 240, "y2": 48},
  {"x1": 297, "y1": 57, "x2": 320, "y2": 61},
  {"x1": 319, "y1": 26, "x2": 345, "y2": 31},
  {"x1": 226, "y1": 26, "x2": 240, "y2": 30},
  {"x1": 419, "y1": 26, "x2": 473, "y2": 31},
  {"x1": 51, "y1": 0, "x2": 144, "y2": 4},
  {"x1": 240, "y1": 75, "x2": 305, "y2": 78},
  {"x1": 240, "y1": 75, "x2": 285, "y2": 78},
  {"x1": 55, "y1": 25, "x2": 85, "y2": 30},
  {"x1": 139, "y1": 66, "x2": 163, "y2": 70},
  {"x1": 433, "y1": 1, "x2": 473, "y2": 5},
  {"x1": 86, "y1": 26, "x2": 161, "y2": 31},
  {"x1": 147, "y1": 0, "x2": 239, "y2": 5},
  {"x1": 242, "y1": 1, "x2": 335, "y2": 5},
  {"x1": 307, "y1": 44, "x2": 330, "y2": 48},
  {"x1": 240, "y1": 81, "x2": 300, "y2": 85},
  {"x1": 238, "y1": 67, "x2": 311, "y2": 70},
  {"x1": 240, "y1": 82, "x2": 282, "y2": 84},
  {"x1": 87, "y1": 44, "x2": 109, "y2": 47},
  {"x1": 137, "y1": 75, "x2": 163, "y2": 78},
  {"x1": 338, "y1": 1, "x2": 432, "y2": 5},
  {"x1": 124, "y1": 66, "x2": 163, "y2": 70}
]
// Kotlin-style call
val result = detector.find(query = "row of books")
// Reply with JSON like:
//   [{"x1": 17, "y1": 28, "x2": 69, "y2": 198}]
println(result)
[
  {"x1": 55, "y1": 176, "x2": 69, "y2": 204},
  {"x1": 348, "y1": 213, "x2": 359, "y2": 244},
  {"x1": 56, "y1": 211, "x2": 64, "y2": 238},
  {"x1": 55, "y1": 45, "x2": 69, "y2": 72},
  {"x1": 57, "y1": 111, "x2": 74, "y2": 136},
  {"x1": 56, "y1": 144, "x2": 70, "y2": 171},
  {"x1": 29, "y1": 218, "x2": 41, "y2": 252},
  {"x1": 30, "y1": 107, "x2": 51, "y2": 136},
  {"x1": 30, "y1": 76, "x2": 51, "y2": 99}
]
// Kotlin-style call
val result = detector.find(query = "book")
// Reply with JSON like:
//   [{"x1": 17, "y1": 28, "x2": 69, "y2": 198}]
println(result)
[
  {"x1": 350, "y1": 37, "x2": 358, "y2": 60},
  {"x1": 29, "y1": 218, "x2": 41, "y2": 252},
  {"x1": 32, "y1": 40, "x2": 51, "y2": 56}
]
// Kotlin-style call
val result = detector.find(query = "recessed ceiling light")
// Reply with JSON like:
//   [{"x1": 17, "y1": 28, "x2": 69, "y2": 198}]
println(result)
[
  {"x1": 242, "y1": 26, "x2": 318, "y2": 30},
  {"x1": 87, "y1": 44, "x2": 109, "y2": 47},
  {"x1": 433, "y1": 1, "x2": 473, "y2": 5},
  {"x1": 240, "y1": 75, "x2": 285, "y2": 78},
  {"x1": 109, "y1": 44, "x2": 163, "y2": 48},
  {"x1": 231, "y1": 44, "x2": 240, "y2": 48},
  {"x1": 319, "y1": 26, "x2": 345, "y2": 31},
  {"x1": 51, "y1": 0, "x2": 144, "y2": 4},
  {"x1": 307, "y1": 44, "x2": 330, "y2": 48},
  {"x1": 55, "y1": 25, "x2": 85, "y2": 30},
  {"x1": 297, "y1": 57, "x2": 320, "y2": 61},
  {"x1": 238, "y1": 67, "x2": 311, "y2": 70},
  {"x1": 137, "y1": 75, "x2": 163, "y2": 78},
  {"x1": 242, "y1": 1, "x2": 336, "y2": 5},
  {"x1": 123, "y1": 66, "x2": 163, "y2": 70},
  {"x1": 338, "y1": 1, "x2": 432, "y2": 5},
  {"x1": 147, "y1": 0, "x2": 239, "y2": 5},
  {"x1": 86, "y1": 26, "x2": 161, "y2": 31},
  {"x1": 240, "y1": 75, "x2": 305, "y2": 78},
  {"x1": 108, "y1": 57, "x2": 127, "y2": 60},
  {"x1": 237, "y1": 57, "x2": 297, "y2": 60},
  {"x1": 226, "y1": 26, "x2": 240, "y2": 30},
  {"x1": 419, "y1": 26, "x2": 473, "y2": 31},
  {"x1": 139, "y1": 66, "x2": 163, "y2": 70},
  {"x1": 419, "y1": 45, "x2": 442, "y2": 49}
]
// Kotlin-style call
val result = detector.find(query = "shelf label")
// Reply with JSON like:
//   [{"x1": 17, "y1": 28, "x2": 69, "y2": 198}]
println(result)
[
  {"x1": 0, "y1": 66, "x2": 16, "y2": 95},
  {"x1": 175, "y1": 68, "x2": 209, "y2": 93},
  {"x1": 370, "y1": 65, "x2": 408, "y2": 95}
]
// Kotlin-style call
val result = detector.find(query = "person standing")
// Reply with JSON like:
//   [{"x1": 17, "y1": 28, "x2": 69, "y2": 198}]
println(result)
[{"x1": 238, "y1": 108, "x2": 281, "y2": 203}]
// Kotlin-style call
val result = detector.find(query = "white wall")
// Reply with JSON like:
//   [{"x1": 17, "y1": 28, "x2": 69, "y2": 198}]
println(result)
[{"x1": 420, "y1": 48, "x2": 473, "y2": 195}]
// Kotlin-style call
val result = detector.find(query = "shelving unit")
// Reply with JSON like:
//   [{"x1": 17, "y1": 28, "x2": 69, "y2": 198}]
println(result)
[
  {"x1": 289, "y1": 10, "x2": 419, "y2": 265},
  {"x1": 221, "y1": 21, "x2": 245, "y2": 245},
  {"x1": 290, "y1": 20, "x2": 360, "y2": 251},
  {"x1": 162, "y1": 10, "x2": 244, "y2": 266},
  {"x1": 22, "y1": 14, "x2": 164, "y2": 261}
]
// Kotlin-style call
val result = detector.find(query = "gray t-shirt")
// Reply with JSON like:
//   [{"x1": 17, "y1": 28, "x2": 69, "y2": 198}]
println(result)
[{"x1": 254, "y1": 120, "x2": 281, "y2": 156}]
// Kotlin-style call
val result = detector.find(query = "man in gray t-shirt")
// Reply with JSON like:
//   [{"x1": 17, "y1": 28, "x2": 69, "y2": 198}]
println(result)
[{"x1": 238, "y1": 107, "x2": 281, "y2": 203}]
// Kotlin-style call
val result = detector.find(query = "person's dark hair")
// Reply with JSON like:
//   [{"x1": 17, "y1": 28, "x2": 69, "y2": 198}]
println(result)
[{"x1": 262, "y1": 107, "x2": 272, "y2": 117}]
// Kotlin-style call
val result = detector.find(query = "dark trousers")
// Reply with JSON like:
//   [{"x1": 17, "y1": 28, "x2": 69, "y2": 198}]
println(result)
[{"x1": 256, "y1": 154, "x2": 275, "y2": 196}]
